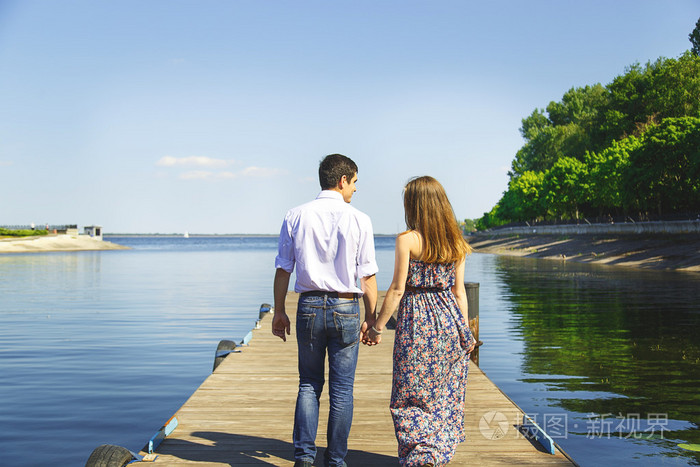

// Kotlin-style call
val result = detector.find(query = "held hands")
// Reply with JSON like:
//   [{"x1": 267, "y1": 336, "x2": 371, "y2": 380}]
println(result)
[
  {"x1": 361, "y1": 320, "x2": 382, "y2": 346},
  {"x1": 272, "y1": 312, "x2": 290, "y2": 341}
]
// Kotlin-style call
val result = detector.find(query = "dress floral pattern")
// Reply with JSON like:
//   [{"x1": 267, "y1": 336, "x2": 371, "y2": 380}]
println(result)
[{"x1": 391, "y1": 259, "x2": 474, "y2": 466}]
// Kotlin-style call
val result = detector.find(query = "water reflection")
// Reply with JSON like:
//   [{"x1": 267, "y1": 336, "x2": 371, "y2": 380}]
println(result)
[{"x1": 489, "y1": 255, "x2": 700, "y2": 465}]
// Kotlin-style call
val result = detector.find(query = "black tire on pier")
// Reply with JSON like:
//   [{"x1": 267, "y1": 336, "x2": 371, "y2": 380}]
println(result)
[
  {"x1": 213, "y1": 339, "x2": 237, "y2": 372},
  {"x1": 258, "y1": 303, "x2": 273, "y2": 320},
  {"x1": 85, "y1": 444, "x2": 134, "y2": 467}
]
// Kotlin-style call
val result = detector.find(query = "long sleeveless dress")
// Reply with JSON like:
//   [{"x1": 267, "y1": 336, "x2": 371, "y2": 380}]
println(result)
[{"x1": 390, "y1": 259, "x2": 474, "y2": 466}]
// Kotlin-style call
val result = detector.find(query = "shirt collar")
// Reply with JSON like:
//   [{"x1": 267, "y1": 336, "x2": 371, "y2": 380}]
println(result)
[{"x1": 316, "y1": 190, "x2": 344, "y2": 201}]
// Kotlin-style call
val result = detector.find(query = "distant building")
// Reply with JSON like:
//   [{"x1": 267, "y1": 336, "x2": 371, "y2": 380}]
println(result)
[{"x1": 84, "y1": 225, "x2": 103, "y2": 240}]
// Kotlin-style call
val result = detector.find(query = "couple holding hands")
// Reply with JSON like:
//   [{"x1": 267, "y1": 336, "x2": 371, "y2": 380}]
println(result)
[{"x1": 273, "y1": 154, "x2": 476, "y2": 467}]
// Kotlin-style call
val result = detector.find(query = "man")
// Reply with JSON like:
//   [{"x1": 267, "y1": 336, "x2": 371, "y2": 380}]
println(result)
[{"x1": 273, "y1": 154, "x2": 378, "y2": 467}]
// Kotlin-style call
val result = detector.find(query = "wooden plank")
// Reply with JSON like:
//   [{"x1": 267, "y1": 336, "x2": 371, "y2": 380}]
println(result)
[{"x1": 135, "y1": 293, "x2": 576, "y2": 466}]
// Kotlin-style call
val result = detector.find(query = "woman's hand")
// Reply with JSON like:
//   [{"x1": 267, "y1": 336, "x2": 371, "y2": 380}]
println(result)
[
  {"x1": 364, "y1": 325, "x2": 382, "y2": 345},
  {"x1": 360, "y1": 320, "x2": 373, "y2": 345},
  {"x1": 466, "y1": 329, "x2": 477, "y2": 353}
]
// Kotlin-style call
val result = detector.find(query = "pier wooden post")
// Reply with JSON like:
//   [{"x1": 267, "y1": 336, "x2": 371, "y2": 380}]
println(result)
[{"x1": 465, "y1": 282, "x2": 480, "y2": 365}]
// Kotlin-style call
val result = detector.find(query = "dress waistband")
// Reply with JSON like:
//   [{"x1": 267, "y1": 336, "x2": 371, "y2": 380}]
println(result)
[
  {"x1": 300, "y1": 290, "x2": 357, "y2": 299},
  {"x1": 405, "y1": 285, "x2": 448, "y2": 294}
]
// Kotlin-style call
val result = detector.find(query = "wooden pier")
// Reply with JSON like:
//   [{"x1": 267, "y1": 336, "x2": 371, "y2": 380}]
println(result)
[{"x1": 135, "y1": 293, "x2": 576, "y2": 466}]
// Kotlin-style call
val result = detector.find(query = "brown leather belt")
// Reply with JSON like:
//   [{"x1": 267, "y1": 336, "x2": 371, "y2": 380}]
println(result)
[{"x1": 301, "y1": 291, "x2": 357, "y2": 299}]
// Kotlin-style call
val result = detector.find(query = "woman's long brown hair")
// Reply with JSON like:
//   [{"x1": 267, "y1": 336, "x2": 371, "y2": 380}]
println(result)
[{"x1": 403, "y1": 176, "x2": 472, "y2": 263}]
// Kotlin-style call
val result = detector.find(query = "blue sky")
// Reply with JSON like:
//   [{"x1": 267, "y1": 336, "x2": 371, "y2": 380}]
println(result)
[{"x1": 0, "y1": 1, "x2": 697, "y2": 234}]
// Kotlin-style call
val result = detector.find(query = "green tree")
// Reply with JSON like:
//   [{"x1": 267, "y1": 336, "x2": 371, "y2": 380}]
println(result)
[
  {"x1": 511, "y1": 109, "x2": 551, "y2": 175},
  {"x1": 512, "y1": 122, "x2": 585, "y2": 175},
  {"x1": 475, "y1": 204, "x2": 506, "y2": 230},
  {"x1": 480, "y1": 51, "x2": 700, "y2": 228},
  {"x1": 584, "y1": 136, "x2": 640, "y2": 215},
  {"x1": 606, "y1": 53, "x2": 700, "y2": 139},
  {"x1": 622, "y1": 117, "x2": 700, "y2": 214},
  {"x1": 606, "y1": 62, "x2": 654, "y2": 139},
  {"x1": 461, "y1": 218, "x2": 477, "y2": 233},
  {"x1": 541, "y1": 157, "x2": 589, "y2": 219},
  {"x1": 690, "y1": 17, "x2": 700, "y2": 56},
  {"x1": 546, "y1": 84, "x2": 609, "y2": 153},
  {"x1": 498, "y1": 171, "x2": 546, "y2": 222},
  {"x1": 646, "y1": 52, "x2": 700, "y2": 118},
  {"x1": 511, "y1": 85, "x2": 609, "y2": 178},
  {"x1": 546, "y1": 85, "x2": 606, "y2": 127}
]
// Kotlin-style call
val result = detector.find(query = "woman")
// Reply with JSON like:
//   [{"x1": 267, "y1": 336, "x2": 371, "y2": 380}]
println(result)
[{"x1": 366, "y1": 176, "x2": 475, "y2": 467}]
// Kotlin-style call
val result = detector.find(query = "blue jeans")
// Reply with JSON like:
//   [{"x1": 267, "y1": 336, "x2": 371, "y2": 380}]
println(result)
[{"x1": 294, "y1": 293, "x2": 360, "y2": 467}]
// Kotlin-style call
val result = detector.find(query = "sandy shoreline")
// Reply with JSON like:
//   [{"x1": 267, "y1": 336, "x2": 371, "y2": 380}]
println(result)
[
  {"x1": 467, "y1": 233, "x2": 700, "y2": 273},
  {"x1": 0, "y1": 234, "x2": 129, "y2": 253}
]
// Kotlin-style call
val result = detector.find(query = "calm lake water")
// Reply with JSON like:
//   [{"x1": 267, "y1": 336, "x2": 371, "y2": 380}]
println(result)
[{"x1": 0, "y1": 236, "x2": 698, "y2": 466}]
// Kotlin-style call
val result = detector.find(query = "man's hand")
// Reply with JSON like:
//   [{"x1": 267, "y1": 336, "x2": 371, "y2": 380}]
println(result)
[
  {"x1": 360, "y1": 320, "x2": 373, "y2": 345},
  {"x1": 272, "y1": 268, "x2": 292, "y2": 341},
  {"x1": 272, "y1": 313, "x2": 290, "y2": 341},
  {"x1": 361, "y1": 320, "x2": 382, "y2": 346}
]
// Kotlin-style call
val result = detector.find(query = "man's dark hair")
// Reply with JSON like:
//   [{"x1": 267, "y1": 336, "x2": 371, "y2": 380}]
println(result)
[{"x1": 318, "y1": 154, "x2": 358, "y2": 190}]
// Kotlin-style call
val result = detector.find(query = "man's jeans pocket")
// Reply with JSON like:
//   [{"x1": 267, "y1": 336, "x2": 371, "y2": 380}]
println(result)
[
  {"x1": 333, "y1": 309, "x2": 360, "y2": 346},
  {"x1": 296, "y1": 312, "x2": 316, "y2": 345}
]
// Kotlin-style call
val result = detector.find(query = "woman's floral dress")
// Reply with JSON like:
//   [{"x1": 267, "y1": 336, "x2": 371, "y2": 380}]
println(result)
[{"x1": 391, "y1": 259, "x2": 474, "y2": 466}]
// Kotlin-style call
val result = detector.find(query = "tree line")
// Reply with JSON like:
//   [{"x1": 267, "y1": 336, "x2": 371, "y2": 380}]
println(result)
[{"x1": 477, "y1": 21, "x2": 700, "y2": 230}]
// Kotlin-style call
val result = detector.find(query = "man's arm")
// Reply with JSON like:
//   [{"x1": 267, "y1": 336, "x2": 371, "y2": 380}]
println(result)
[
  {"x1": 272, "y1": 268, "x2": 291, "y2": 341},
  {"x1": 359, "y1": 274, "x2": 377, "y2": 339}
]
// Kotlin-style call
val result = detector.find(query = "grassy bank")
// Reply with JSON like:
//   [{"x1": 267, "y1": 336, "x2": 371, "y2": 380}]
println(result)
[{"x1": 0, "y1": 228, "x2": 49, "y2": 237}]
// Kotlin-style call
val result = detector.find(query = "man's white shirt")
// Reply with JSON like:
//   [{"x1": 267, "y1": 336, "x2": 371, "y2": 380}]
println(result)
[{"x1": 275, "y1": 190, "x2": 378, "y2": 294}]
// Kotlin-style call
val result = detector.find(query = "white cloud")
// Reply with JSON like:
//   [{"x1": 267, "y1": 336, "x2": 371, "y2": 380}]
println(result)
[
  {"x1": 179, "y1": 170, "x2": 215, "y2": 180},
  {"x1": 159, "y1": 156, "x2": 283, "y2": 181},
  {"x1": 0, "y1": 160, "x2": 14, "y2": 167},
  {"x1": 240, "y1": 166, "x2": 282, "y2": 178},
  {"x1": 157, "y1": 156, "x2": 233, "y2": 168}
]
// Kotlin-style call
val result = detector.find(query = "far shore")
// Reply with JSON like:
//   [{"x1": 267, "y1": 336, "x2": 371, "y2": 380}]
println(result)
[
  {"x1": 5, "y1": 232, "x2": 699, "y2": 273},
  {"x1": 467, "y1": 233, "x2": 700, "y2": 273},
  {"x1": 0, "y1": 234, "x2": 129, "y2": 254}
]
